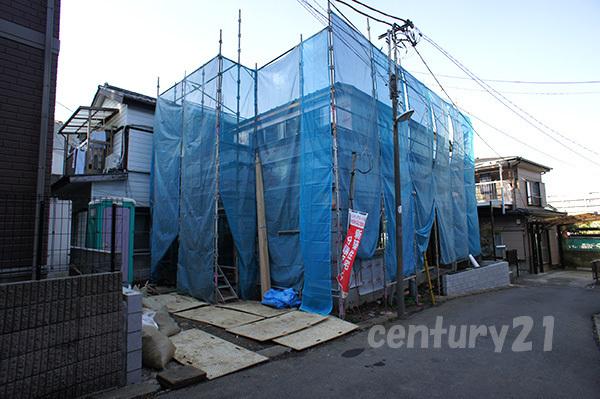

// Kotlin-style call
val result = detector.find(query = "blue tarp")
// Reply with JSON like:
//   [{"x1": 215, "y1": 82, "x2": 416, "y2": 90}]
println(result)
[{"x1": 150, "y1": 13, "x2": 481, "y2": 312}]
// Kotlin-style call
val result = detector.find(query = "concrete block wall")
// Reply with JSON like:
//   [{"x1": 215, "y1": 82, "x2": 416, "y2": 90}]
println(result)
[
  {"x1": 0, "y1": 272, "x2": 124, "y2": 398},
  {"x1": 122, "y1": 287, "x2": 142, "y2": 385},
  {"x1": 443, "y1": 261, "x2": 510, "y2": 296}
]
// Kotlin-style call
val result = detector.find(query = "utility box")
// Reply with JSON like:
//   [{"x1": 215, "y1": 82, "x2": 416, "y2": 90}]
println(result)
[{"x1": 86, "y1": 198, "x2": 136, "y2": 284}]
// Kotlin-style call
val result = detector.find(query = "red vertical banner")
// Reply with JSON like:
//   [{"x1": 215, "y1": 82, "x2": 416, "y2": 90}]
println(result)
[{"x1": 336, "y1": 209, "x2": 368, "y2": 298}]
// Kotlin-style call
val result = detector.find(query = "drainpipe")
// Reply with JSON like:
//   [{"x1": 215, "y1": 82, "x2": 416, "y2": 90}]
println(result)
[{"x1": 31, "y1": 0, "x2": 56, "y2": 280}]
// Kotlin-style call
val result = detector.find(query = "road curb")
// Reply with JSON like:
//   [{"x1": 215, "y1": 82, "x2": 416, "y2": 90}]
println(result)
[{"x1": 593, "y1": 314, "x2": 600, "y2": 346}]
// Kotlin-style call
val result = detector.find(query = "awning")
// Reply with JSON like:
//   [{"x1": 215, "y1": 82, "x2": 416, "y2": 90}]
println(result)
[
  {"x1": 58, "y1": 106, "x2": 118, "y2": 136},
  {"x1": 539, "y1": 212, "x2": 600, "y2": 227}
]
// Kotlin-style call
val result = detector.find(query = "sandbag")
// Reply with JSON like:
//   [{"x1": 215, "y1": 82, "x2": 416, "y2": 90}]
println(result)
[
  {"x1": 142, "y1": 325, "x2": 175, "y2": 370},
  {"x1": 154, "y1": 307, "x2": 181, "y2": 337}
]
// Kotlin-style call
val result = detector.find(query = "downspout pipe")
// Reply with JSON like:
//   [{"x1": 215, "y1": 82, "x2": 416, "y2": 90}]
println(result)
[{"x1": 31, "y1": 0, "x2": 56, "y2": 280}]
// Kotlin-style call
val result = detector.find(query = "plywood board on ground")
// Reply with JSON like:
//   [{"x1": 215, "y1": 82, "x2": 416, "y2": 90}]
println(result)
[
  {"x1": 176, "y1": 306, "x2": 264, "y2": 329},
  {"x1": 171, "y1": 329, "x2": 268, "y2": 379},
  {"x1": 273, "y1": 316, "x2": 358, "y2": 350},
  {"x1": 227, "y1": 310, "x2": 326, "y2": 342},
  {"x1": 142, "y1": 293, "x2": 208, "y2": 313},
  {"x1": 216, "y1": 301, "x2": 291, "y2": 318}
]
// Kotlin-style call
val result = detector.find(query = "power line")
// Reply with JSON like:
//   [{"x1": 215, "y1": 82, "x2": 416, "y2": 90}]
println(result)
[
  {"x1": 348, "y1": 0, "x2": 408, "y2": 23},
  {"x1": 298, "y1": 0, "x2": 543, "y2": 164},
  {"x1": 419, "y1": 83, "x2": 600, "y2": 96},
  {"x1": 56, "y1": 101, "x2": 74, "y2": 113},
  {"x1": 460, "y1": 108, "x2": 571, "y2": 166},
  {"x1": 423, "y1": 35, "x2": 600, "y2": 163},
  {"x1": 407, "y1": 70, "x2": 600, "y2": 85},
  {"x1": 334, "y1": 0, "x2": 600, "y2": 166},
  {"x1": 332, "y1": 0, "x2": 392, "y2": 26},
  {"x1": 412, "y1": 45, "x2": 503, "y2": 158},
  {"x1": 300, "y1": 0, "x2": 580, "y2": 168}
]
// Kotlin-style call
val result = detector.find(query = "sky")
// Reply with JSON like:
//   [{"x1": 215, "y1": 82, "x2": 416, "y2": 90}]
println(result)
[{"x1": 55, "y1": 0, "x2": 600, "y2": 200}]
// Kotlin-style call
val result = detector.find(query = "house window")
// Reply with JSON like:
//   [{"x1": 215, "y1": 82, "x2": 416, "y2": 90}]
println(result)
[{"x1": 526, "y1": 180, "x2": 542, "y2": 206}]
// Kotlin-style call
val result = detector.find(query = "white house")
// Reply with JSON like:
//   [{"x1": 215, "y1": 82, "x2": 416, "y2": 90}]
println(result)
[{"x1": 52, "y1": 83, "x2": 155, "y2": 281}]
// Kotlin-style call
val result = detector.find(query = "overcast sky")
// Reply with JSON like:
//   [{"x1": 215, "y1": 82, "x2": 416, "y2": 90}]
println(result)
[{"x1": 55, "y1": 0, "x2": 600, "y2": 200}]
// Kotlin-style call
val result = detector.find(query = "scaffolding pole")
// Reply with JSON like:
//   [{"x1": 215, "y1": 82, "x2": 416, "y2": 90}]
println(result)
[
  {"x1": 201, "y1": 68, "x2": 205, "y2": 109},
  {"x1": 214, "y1": 30, "x2": 224, "y2": 301},
  {"x1": 327, "y1": 2, "x2": 344, "y2": 318},
  {"x1": 367, "y1": 17, "x2": 389, "y2": 305},
  {"x1": 237, "y1": 9, "x2": 242, "y2": 126}
]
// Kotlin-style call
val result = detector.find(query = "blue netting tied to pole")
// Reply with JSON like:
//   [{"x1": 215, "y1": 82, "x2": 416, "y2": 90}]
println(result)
[{"x1": 150, "y1": 13, "x2": 480, "y2": 313}]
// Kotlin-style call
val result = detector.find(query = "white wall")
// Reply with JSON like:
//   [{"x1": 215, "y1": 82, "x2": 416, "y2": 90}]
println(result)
[
  {"x1": 127, "y1": 130, "x2": 152, "y2": 173},
  {"x1": 127, "y1": 104, "x2": 154, "y2": 127},
  {"x1": 91, "y1": 171, "x2": 150, "y2": 207}
]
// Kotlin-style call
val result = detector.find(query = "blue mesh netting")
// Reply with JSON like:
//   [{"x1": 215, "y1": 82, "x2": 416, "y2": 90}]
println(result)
[
  {"x1": 150, "y1": 13, "x2": 480, "y2": 312},
  {"x1": 150, "y1": 97, "x2": 182, "y2": 281},
  {"x1": 298, "y1": 30, "x2": 333, "y2": 314}
]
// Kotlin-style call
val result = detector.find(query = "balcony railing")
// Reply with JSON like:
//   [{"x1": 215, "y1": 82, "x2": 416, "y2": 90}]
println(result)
[{"x1": 476, "y1": 180, "x2": 513, "y2": 206}]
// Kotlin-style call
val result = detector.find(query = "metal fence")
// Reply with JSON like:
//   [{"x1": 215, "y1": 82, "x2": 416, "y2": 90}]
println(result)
[{"x1": 0, "y1": 194, "x2": 149, "y2": 284}]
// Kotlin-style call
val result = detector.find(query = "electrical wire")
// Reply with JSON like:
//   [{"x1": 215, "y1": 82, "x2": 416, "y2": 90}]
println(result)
[
  {"x1": 301, "y1": 0, "x2": 572, "y2": 168},
  {"x1": 56, "y1": 101, "x2": 74, "y2": 113},
  {"x1": 335, "y1": 0, "x2": 600, "y2": 165},
  {"x1": 458, "y1": 108, "x2": 571, "y2": 166},
  {"x1": 299, "y1": 0, "x2": 507, "y2": 161},
  {"x1": 423, "y1": 34, "x2": 600, "y2": 161},
  {"x1": 412, "y1": 45, "x2": 503, "y2": 158},
  {"x1": 332, "y1": 0, "x2": 392, "y2": 26},
  {"x1": 349, "y1": 0, "x2": 408, "y2": 23},
  {"x1": 407, "y1": 70, "x2": 600, "y2": 85},
  {"x1": 415, "y1": 83, "x2": 600, "y2": 96}
]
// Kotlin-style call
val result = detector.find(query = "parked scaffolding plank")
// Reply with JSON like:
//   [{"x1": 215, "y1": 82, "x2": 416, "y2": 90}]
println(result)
[
  {"x1": 226, "y1": 310, "x2": 326, "y2": 342},
  {"x1": 273, "y1": 316, "x2": 358, "y2": 350},
  {"x1": 142, "y1": 293, "x2": 208, "y2": 313},
  {"x1": 176, "y1": 306, "x2": 264, "y2": 329},
  {"x1": 216, "y1": 301, "x2": 291, "y2": 318},
  {"x1": 171, "y1": 329, "x2": 268, "y2": 379}
]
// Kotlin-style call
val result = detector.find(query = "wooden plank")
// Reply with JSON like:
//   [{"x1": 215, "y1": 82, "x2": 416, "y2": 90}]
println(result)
[
  {"x1": 176, "y1": 306, "x2": 264, "y2": 329},
  {"x1": 273, "y1": 316, "x2": 358, "y2": 351},
  {"x1": 171, "y1": 329, "x2": 268, "y2": 380},
  {"x1": 216, "y1": 301, "x2": 290, "y2": 318},
  {"x1": 142, "y1": 293, "x2": 208, "y2": 313},
  {"x1": 255, "y1": 153, "x2": 271, "y2": 297},
  {"x1": 227, "y1": 311, "x2": 326, "y2": 342}
]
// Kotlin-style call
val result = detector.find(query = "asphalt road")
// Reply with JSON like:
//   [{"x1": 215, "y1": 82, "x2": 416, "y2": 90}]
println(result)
[{"x1": 161, "y1": 275, "x2": 600, "y2": 399}]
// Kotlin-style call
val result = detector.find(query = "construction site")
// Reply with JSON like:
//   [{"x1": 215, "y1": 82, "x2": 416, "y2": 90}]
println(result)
[
  {"x1": 150, "y1": 11, "x2": 481, "y2": 317},
  {"x1": 3, "y1": 0, "x2": 600, "y2": 397}
]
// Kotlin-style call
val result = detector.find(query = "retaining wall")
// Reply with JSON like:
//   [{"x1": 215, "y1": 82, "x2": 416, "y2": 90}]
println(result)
[
  {"x1": 443, "y1": 261, "x2": 510, "y2": 296},
  {"x1": 0, "y1": 272, "x2": 124, "y2": 398}
]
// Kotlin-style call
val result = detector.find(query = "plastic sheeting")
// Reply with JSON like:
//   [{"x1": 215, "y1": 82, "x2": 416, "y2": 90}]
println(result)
[
  {"x1": 298, "y1": 30, "x2": 333, "y2": 314},
  {"x1": 150, "y1": 12, "x2": 480, "y2": 311},
  {"x1": 150, "y1": 98, "x2": 182, "y2": 281}
]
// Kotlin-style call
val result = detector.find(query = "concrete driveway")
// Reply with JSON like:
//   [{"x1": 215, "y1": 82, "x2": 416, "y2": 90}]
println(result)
[{"x1": 161, "y1": 272, "x2": 600, "y2": 399}]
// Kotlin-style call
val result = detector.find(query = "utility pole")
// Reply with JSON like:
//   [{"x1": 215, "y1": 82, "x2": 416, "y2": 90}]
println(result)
[
  {"x1": 388, "y1": 30, "x2": 405, "y2": 318},
  {"x1": 381, "y1": 21, "x2": 415, "y2": 319}
]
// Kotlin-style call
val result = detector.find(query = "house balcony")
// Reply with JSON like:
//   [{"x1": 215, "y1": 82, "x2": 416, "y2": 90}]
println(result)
[{"x1": 476, "y1": 180, "x2": 513, "y2": 207}]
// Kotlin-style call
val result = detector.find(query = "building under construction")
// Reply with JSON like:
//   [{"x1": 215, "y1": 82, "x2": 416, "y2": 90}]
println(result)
[{"x1": 150, "y1": 13, "x2": 480, "y2": 315}]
